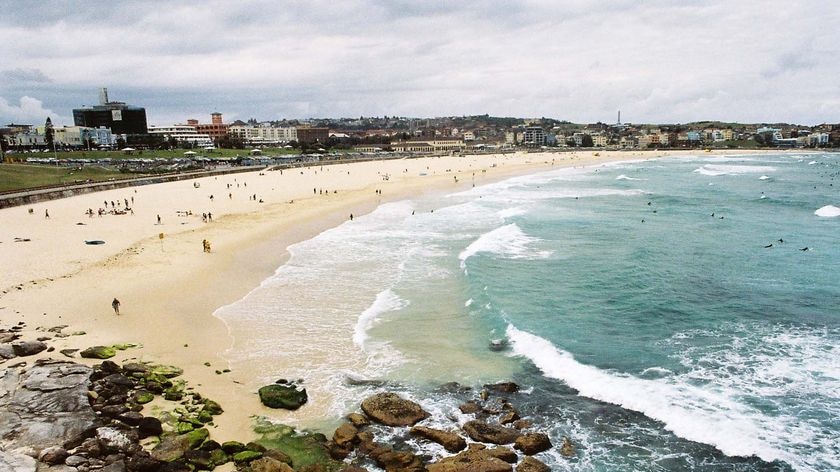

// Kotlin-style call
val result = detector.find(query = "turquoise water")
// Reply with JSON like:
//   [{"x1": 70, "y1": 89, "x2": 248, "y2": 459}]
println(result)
[{"x1": 218, "y1": 152, "x2": 839, "y2": 471}]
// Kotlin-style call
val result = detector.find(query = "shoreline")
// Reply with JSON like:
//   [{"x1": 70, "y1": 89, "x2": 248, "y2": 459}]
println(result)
[{"x1": 0, "y1": 149, "x2": 779, "y2": 442}]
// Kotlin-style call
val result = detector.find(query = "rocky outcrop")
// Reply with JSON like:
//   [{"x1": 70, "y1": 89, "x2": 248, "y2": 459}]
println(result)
[
  {"x1": 11, "y1": 340, "x2": 47, "y2": 357},
  {"x1": 426, "y1": 444, "x2": 513, "y2": 472},
  {"x1": 516, "y1": 456, "x2": 550, "y2": 472},
  {"x1": 462, "y1": 420, "x2": 520, "y2": 445},
  {"x1": 360, "y1": 392, "x2": 429, "y2": 427},
  {"x1": 410, "y1": 426, "x2": 467, "y2": 453},
  {"x1": 514, "y1": 433, "x2": 552, "y2": 455},
  {"x1": 258, "y1": 383, "x2": 308, "y2": 410},
  {"x1": 0, "y1": 359, "x2": 97, "y2": 452}
]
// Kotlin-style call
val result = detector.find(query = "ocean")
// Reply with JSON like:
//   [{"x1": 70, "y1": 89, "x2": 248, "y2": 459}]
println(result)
[{"x1": 215, "y1": 152, "x2": 839, "y2": 471}]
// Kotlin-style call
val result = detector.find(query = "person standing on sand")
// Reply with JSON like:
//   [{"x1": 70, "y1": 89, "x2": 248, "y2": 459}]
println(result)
[
  {"x1": 112, "y1": 298, "x2": 120, "y2": 315},
  {"x1": 45, "y1": 209, "x2": 49, "y2": 218},
  {"x1": 157, "y1": 214, "x2": 161, "y2": 224}
]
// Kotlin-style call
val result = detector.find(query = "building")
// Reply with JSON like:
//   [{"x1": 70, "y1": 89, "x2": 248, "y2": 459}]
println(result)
[
  {"x1": 52, "y1": 126, "x2": 115, "y2": 148},
  {"x1": 296, "y1": 127, "x2": 329, "y2": 144},
  {"x1": 391, "y1": 138, "x2": 465, "y2": 153},
  {"x1": 189, "y1": 113, "x2": 229, "y2": 140},
  {"x1": 592, "y1": 134, "x2": 608, "y2": 147},
  {"x1": 147, "y1": 125, "x2": 212, "y2": 147},
  {"x1": 227, "y1": 124, "x2": 297, "y2": 145},
  {"x1": 73, "y1": 88, "x2": 148, "y2": 135},
  {"x1": 523, "y1": 127, "x2": 545, "y2": 146}
]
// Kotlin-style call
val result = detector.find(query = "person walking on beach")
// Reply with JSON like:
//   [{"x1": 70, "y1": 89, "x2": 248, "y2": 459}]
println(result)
[
  {"x1": 112, "y1": 298, "x2": 121, "y2": 315},
  {"x1": 45, "y1": 209, "x2": 50, "y2": 218},
  {"x1": 156, "y1": 214, "x2": 161, "y2": 224}
]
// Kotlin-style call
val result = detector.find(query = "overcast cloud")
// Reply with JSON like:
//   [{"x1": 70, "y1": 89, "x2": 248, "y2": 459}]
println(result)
[{"x1": 1, "y1": 0, "x2": 838, "y2": 126}]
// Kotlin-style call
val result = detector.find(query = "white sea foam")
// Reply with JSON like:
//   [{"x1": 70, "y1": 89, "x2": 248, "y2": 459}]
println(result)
[
  {"x1": 506, "y1": 325, "x2": 799, "y2": 466},
  {"x1": 616, "y1": 174, "x2": 645, "y2": 181},
  {"x1": 808, "y1": 161, "x2": 817, "y2": 165},
  {"x1": 353, "y1": 289, "x2": 409, "y2": 349},
  {"x1": 464, "y1": 298, "x2": 473, "y2": 307},
  {"x1": 814, "y1": 205, "x2": 840, "y2": 217},
  {"x1": 759, "y1": 175, "x2": 770, "y2": 180},
  {"x1": 458, "y1": 223, "x2": 552, "y2": 269},
  {"x1": 693, "y1": 164, "x2": 777, "y2": 177},
  {"x1": 497, "y1": 207, "x2": 528, "y2": 219}
]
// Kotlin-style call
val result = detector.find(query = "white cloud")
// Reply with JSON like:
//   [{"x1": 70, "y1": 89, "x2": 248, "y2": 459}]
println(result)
[
  {"x1": 0, "y1": 96, "x2": 68, "y2": 126},
  {"x1": 0, "y1": 0, "x2": 838, "y2": 124}
]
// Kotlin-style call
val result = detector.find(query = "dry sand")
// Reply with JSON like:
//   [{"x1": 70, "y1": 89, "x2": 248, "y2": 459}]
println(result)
[{"x1": 0, "y1": 149, "x2": 760, "y2": 441}]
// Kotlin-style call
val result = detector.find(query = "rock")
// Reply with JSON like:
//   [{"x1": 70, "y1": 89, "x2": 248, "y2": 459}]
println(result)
[
  {"x1": 560, "y1": 436, "x2": 575, "y2": 457},
  {"x1": 499, "y1": 410, "x2": 520, "y2": 425},
  {"x1": 64, "y1": 455, "x2": 88, "y2": 467},
  {"x1": 221, "y1": 441, "x2": 246, "y2": 454},
  {"x1": 184, "y1": 428, "x2": 210, "y2": 448},
  {"x1": 245, "y1": 441, "x2": 267, "y2": 453},
  {"x1": 485, "y1": 447, "x2": 518, "y2": 463},
  {"x1": 38, "y1": 446, "x2": 69, "y2": 465},
  {"x1": 183, "y1": 449, "x2": 212, "y2": 469},
  {"x1": 151, "y1": 435, "x2": 193, "y2": 462},
  {"x1": 462, "y1": 420, "x2": 520, "y2": 445},
  {"x1": 258, "y1": 384, "x2": 308, "y2": 410},
  {"x1": 511, "y1": 420, "x2": 532, "y2": 430},
  {"x1": 233, "y1": 450, "x2": 263, "y2": 463},
  {"x1": 96, "y1": 426, "x2": 138, "y2": 454},
  {"x1": 117, "y1": 411, "x2": 144, "y2": 426},
  {"x1": 80, "y1": 346, "x2": 117, "y2": 359},
  {"x1": 59, "y1": 349, "x2": 78, "y2": 358},
  {"x1": 100, "y1": 460, "x2": 127, "y2": 472},
  {"x1": 122, "y1": 362, "x2": 149, "y2": 374},
  {"x1": 0, "y1": 360, "x2": 97, "y2": 452},
  {"x1": 0, "y1": 450, "x2": 37, "y2": 472},
  {"x1": 410, "y1": 426, "x2": 466, "y2": 453},
  {"x1": 339, "y1": 467, "x2": 368, "y2": 472},
  {"x1": 202, "y1": 399, "x2": 223, "y2": 415},
  {"x1": 514, "y1": 432, "x2": 551, "y2": 455},
  {"x1": 148, "y1": 364, "x2": 183, "y2": 378},
  {"x1": 332, "y1": 423, "x2": 358, "y2": 447},
  {"x1": 346, "y1": 412, "x2": 369, "y2": 427},
  {"x1": 263, "y1": 448, "x2": 292, "y2": 465},
  {"x1": 427, "y1": 444, "x2": 513, "y2": 472},
  {"x1": 138, "y1": 417, "x2": 163, "y2": 438},
  {"x1": 373, "y1": 449, "x2": 425, "y2": 472},
  {"x1": 459, "y1": 401, "x2": 482, "y2": 414},
  {"x1": 0, "y1": 332, "x2": 20, "y2": 343},
  {"x1": 133, "y1": 390, "x2": 154, "y2": 404},
  {"x1": 0, "y1": 344, "x2": 17, "y2": 359},
  {"x1": 360, "y1": 392, "x2": 429, "y2": 427},
  {"x1": 209, "y1": 448, "x2": 229, "y2": 467},
  {"x1": 516, "y1": 456, "x2": 550, "y2": 472},
  {"x1": 250, "y1": 456, "x2": 295, "y2": 472},
  {"x1": 11, "y1": 341, "x2": 47, "y2": 357},
  {"x1": 483, "y1": 382, "x2": 520, "y2": 394}
]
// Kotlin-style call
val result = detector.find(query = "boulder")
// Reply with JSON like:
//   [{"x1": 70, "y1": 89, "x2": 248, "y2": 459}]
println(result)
[
  {"x1": 346, "y1": 412, "x2": 369, "y2": 427},
  {"x1": 258, "y1": 384, "x2": 308, "y2": 410},
  {"x1": 11, "y1": 341, "x2": 47, "y2": 357},
  {"x1": 483, "y1": 382, "x2": 520, "y2": 394},
  {"x1": 0, "y1": 344, "x2": 17, "y2": 359},
  {"x1": 38, "y1": 446, "x2": 69, "y2": 465},
  {"x1": 151, "y1": 434, "x2": 193, "y2": 462},
  {"x1": 233, "y1": 450, "x2": 263, "y2": 464},
  {"x1": 137, "y1": 417, "x2": 163, "y2": 438},
  {"x1": 514, "y1": 433, "x2": 551, "y2": 455},
  {"x1": 0, "y1": 360, "x2": 97, "y2": 452},
  {"x1": 516, "y1": 456, "x2": 550, "y2": 472},
  {"x1": 427, "y1": 444, "x2": 513, "y2": 472},
  {"x1": 0, "y1": 450, "x2": 37, "y2": 472},
  {"x1": 221, "y1": 441, "x2": 246, "y2": 454},
  {"x1": 360, "y1": 393, "x2": 429, "y2": 427},
  {"x1": 462, "y1": 420, "x2": 520, "y2": 445},
  {"x1": 459, "y1": 401, "x2": 482, "y2": 415},
  {"x1": 332, "y1": 423, "x2": 358, "y2": 447},
  {"x1": 250, "y1": 456, "x2": 294, "y2": 472},
  {"x1": 499, "y1": 410, "x2": 520, "y2": 425},
  {"x1": 80, "y1": 346, "x2": 117, "y2": 359},
  {"x1": 373, "y1": 449, "x2": 425, "y2": 472},
  {"x1": 410, "y1": 426, "x2": 466, "y2": 453}
]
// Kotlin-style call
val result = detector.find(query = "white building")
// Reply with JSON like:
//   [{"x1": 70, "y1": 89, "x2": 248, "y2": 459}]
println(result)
[
  {"x1": 227, "y1": 125, "x2": 297, "y2": 145},
  {"x1": 148, "y1": 124, "x2": 212, "y2": 146},
  {"x1": 523, "y1": 127, "x2": 545, "y2": 146}
]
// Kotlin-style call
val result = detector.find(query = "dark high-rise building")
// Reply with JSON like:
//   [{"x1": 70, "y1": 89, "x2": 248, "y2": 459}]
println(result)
[{"x1": 73, "y1": 88, "x2": 148, "y2": 135}]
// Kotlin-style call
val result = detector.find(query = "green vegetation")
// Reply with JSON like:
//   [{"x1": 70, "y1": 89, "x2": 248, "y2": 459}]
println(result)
[{"x1": 0, "y1": 164, "x2": 141, "y2": 193}]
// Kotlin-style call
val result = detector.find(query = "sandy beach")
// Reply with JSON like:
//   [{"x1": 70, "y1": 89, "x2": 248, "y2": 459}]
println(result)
[{"x1": 0, "y1": 149, "x2": 762, "y2": 442}]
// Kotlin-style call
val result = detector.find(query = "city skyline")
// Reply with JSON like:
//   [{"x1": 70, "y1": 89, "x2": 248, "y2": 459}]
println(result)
[{"x1": 1, "y1": 0, "x2": 838, "y2": 127}]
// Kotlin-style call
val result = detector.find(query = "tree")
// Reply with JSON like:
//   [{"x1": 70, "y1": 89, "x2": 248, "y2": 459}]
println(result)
[
  {"x1": 44, "y1": 117, "x2": 54, "y2": 149},
  {"x1": 581, "y1": 134, "x2": 594, "y2": 147},
  {"x1": 116, "y1": 136, "x2": 126, "y2": 149}
]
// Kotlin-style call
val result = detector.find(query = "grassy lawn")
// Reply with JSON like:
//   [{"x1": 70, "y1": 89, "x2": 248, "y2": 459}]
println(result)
[{"x1": 0, "y1": 164, "x2": 142, "y2": 193}]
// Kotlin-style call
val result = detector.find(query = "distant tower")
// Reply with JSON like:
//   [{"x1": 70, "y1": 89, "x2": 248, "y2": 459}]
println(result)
[
  {"x1": 99, "y1": 88, "x2": 109, "y2": 105},
  {"x1": 617, "y1": 110, "x2": 621, "y2": 124},
  {"x1": 211, "y1": 112, "x2": 223, "y2": 125}
]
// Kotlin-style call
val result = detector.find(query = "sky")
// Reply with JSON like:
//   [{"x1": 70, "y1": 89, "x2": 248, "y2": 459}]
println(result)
[{"x1": 1, "y1": 0, "x2": 838, "y2": 127}]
